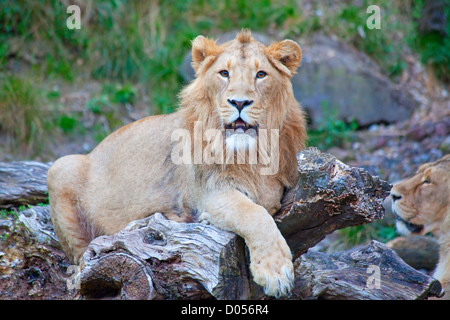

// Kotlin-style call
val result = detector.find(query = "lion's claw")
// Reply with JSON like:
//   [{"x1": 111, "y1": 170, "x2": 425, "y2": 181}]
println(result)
[{"x1": 249, "y1": 236, "x2": 294, "y2": 298}]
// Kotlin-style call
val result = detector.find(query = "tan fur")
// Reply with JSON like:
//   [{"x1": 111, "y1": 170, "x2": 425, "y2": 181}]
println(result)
[
  {"x1": 391, "y1": 154, "x2": 450, "y2": 299},
  {"x1": 47, "y1": 30, "x2": 306, "y2": 297}
]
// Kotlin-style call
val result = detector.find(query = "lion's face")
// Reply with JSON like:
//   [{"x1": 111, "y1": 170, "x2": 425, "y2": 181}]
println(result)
[
  {"x1": 391, "y1": 155, "x2": 450, "y2": 237},
  {"x1": 189, "y1": 30, "x2": 302, "y2": 151},
  {"x1": 209, "y1": 41, "x2": 274, "y2": 150}
]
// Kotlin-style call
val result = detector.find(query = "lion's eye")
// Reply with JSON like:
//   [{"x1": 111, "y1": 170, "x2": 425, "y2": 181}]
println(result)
[
  {"x1": 422, "y1": 178, "x2": 431, "y2": 184},
  {"x1": 256, "y1": 71, "x2": 267, "y2": 79},
  {"x1": 219, "y1": 70, "x2": 229, "y2": 78}
]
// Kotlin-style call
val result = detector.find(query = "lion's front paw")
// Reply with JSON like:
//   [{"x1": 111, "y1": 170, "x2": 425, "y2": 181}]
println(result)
[
  {"x1": 249, "y1": 236, "x2": 294, "y2": 298},
  {"x1": 198, "y1": 211, "x2": 212, "y2": 225}
]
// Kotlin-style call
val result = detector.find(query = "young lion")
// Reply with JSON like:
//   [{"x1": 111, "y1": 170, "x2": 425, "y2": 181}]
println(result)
[
  {"x1": 391, "y1": 154, "x2": 450, "y2": 299},
  {"x1": 47, "y1": 30, "x2": 307, "y2": 298}
]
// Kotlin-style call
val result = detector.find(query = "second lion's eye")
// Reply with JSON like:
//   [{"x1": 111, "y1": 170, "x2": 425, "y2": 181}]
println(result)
[
  {"x1": 219, "y1": 70, "x2": 229, "y2": 78},
  {"x1": 256, "y1": 71, "x2": 267, "y2": 79}
]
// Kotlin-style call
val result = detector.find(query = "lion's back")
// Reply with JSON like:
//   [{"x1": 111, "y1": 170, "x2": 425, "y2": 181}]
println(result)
[{"x1": 81, "y1": 112, "x2": 190, "y2": 233}]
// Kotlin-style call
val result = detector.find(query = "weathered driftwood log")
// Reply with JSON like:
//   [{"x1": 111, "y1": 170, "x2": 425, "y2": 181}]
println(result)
[
  {"x1": 78, "y1": 147, "x2": 394, "y2": 299},
  {"x1": 275, "y1": 147, "x2": 390, "y2": 256},
  {"x1": 1, "y1": 205, "x2": 443, "y2": 300},
  {"x1": 0, "y1": 161, "x2": 51, "y2": 209},
  {"x1": 292, "y1": 240, "x2": 443, "y2": 300},
  {"x1": 79, "y1": 215, "x2": 443, "y2": 300},
  {"x1": 0, "y1": 149, "x2": 442, "y2": 300},
  {"x1": 80, "y1": 213, "x2": 249, "y2": 300}
]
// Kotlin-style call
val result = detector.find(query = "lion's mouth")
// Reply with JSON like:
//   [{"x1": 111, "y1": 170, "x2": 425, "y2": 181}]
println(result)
[
  {"x1": 394, "y1": 212, "x2": 424, "y2": 234},
  {"x1": 225, "y1": 117, "x2": 257, "y2": 134}
]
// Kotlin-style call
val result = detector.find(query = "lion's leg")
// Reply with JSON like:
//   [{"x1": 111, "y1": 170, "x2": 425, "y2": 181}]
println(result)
[
  {"x1": 47, "y1": 155, "x2": 91, "y2": 265},
  {"x1": 199, "y1": 189, "x2": 293, "y2": 297}
]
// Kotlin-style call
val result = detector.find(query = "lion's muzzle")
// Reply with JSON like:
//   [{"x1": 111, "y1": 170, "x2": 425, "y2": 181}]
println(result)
[{"x1": 224, "y1": 117, "x2": 258, "y2": 134}]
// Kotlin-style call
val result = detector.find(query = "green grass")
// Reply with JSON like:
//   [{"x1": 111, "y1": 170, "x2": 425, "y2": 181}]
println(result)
[
  {"x1": 0, "y1": 204, "x2": 32, "y2": 220},
  {"x1": 338, "y1": 222, "x2": 398, "y2": 250},
  {"x1": 307, "y1": 102, "x2": 359, "y2": 150},
  {"x1": 0, "y1": 75, "x2": 45, "y2": 151},
  {"x1": 53, "y1": 82, "x2": 136, "y2": 142},
  {"x1": 0, "y1": 209, "x2": 17, "y2": 220}
]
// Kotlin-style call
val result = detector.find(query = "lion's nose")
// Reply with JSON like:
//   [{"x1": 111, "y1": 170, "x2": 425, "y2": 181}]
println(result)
[
  {"x1": 227, "y1": 99, "x2": 253, "y2": 112},
  {"x1": 391, "y1": 193, "x2": 402, "y2": 202}
]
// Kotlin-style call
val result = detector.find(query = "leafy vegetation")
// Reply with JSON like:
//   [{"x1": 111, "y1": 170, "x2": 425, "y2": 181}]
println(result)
[
  {"x1": 0, "y1": 208, "x2": 18, "y2": 220},
  {"x1": 409, "y1": 0, "x2": 450, "y2": 82},
  {"x1": 0, "y1": 75, "x2": 45, "y2": 152},
  {"x1": 307, "y1": 102, "x2": 358, "y2": 150},
  {"x1": 320, "y1": 0, "x2": 411, "y2": 78},
  {"x1": 337, "y1": 222, "x2": 398, "y2": 250}
]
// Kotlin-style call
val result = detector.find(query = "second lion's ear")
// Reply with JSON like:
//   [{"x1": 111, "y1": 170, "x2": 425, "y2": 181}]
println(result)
[
  {"x1": 266, "y1": 39, "x2": 302, "y2": 77},
  {"x1": 191, "y1": 36, "x2": 222, "y2": 74}
]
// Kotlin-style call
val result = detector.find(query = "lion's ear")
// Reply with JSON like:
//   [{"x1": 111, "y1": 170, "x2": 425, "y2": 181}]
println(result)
[
  {"x1": 266, "y1": 39, "x2": 302, "y2": 77},
  {"x1": 191, "y1": 35, "x2": 221, "y2": 73},
  {"x1": 422, "y1": 167, "x2": 432, "y2": 181}
]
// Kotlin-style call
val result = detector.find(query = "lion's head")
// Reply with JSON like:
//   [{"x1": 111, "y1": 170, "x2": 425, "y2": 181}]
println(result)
[
  {"x1": 391, "y1": 154, "x2": 450, "y2": 238},
  {"x1": 179, "y1": 30, "x2": 306, "y2": 186}
]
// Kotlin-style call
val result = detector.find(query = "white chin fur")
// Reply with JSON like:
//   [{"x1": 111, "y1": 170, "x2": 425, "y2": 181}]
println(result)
[
  {"x1": 225, "y1": 133, "x2": 256, "y2": 152},
  {"x1": 395, "y1": 220, "x2": 412, "y2": 236}
]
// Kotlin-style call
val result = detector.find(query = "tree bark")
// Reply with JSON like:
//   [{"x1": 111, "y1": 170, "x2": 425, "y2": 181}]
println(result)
[
  {"x1": 275, "y1": 147, "x2": 390, "y2": 256},
  {"x1": 0, "y1": 205, "x2": 79, "y2": 300}
]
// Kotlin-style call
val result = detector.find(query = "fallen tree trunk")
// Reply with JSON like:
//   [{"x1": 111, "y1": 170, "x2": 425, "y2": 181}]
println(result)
[
  {"x1": 0, "y1": 161, "x2": 51, "y2": 209},
  {"x1": 80, "y1": 213, "x2": 245, "y2": 300},
  {"x1": 292, "y1": 240, "x2": 443, "y2": 300},
  {"x1": 77, "y1": 148, "x2": 441, "y2": 299},
  {"x1": 0, "y1": 148, "x2": 443, "y2": 300},
  {"x1": 80, "y1": 213, "x2": 443, "y2": 300},
  {"x1": 276, "y1": 148, "x2": 390, "y2": 256}
]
